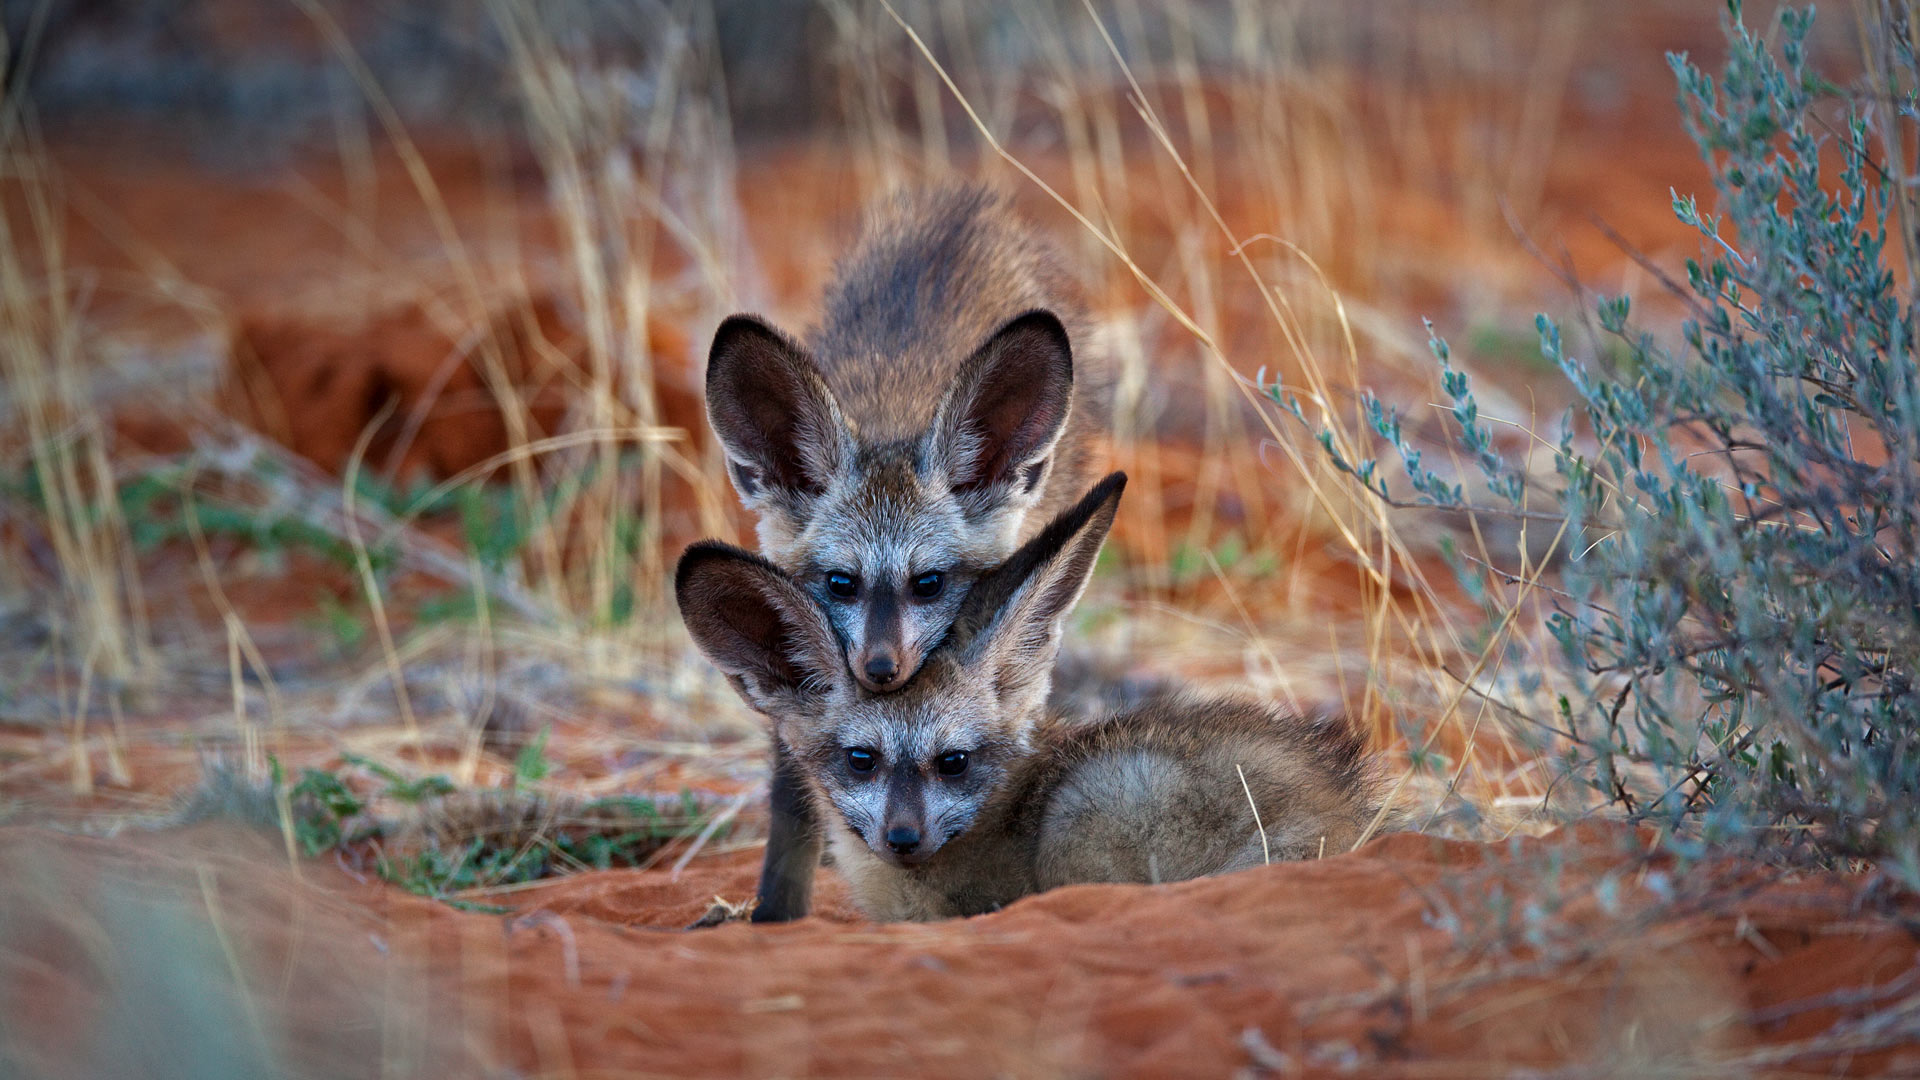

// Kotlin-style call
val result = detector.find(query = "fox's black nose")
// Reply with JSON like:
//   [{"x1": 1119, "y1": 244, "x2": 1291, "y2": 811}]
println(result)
[
  {"x1": 885, "y1": 826, "x2": 921, "y2": 854},
  {"x1": 864, "y1": 655, "x2": 899, "y2": 686}
]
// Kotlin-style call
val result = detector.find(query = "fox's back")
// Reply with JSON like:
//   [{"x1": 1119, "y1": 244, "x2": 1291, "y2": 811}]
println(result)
[
  {"x1": 1030, "y1": 696, "x2": 1380, "y2": 886},
  {"x1": 809, "y1": 186, "x2": 1108, "y2": 499}
]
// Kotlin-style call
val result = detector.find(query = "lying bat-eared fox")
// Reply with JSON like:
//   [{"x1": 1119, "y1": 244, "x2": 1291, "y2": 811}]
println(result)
[
  {"x1": 704, "y1": 185, "x2": 1110, "y2": 920},
  {"x1": 677, "y1": 473, "x2": 1385, "y2": 922}
]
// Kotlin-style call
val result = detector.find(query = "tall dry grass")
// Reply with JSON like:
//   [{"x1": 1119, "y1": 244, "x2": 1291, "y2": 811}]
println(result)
[
  {"x1": 0, "y1": 0, "x2": 1650, "y2": 837},
  {"x1": 0, "y1": 107, "x2": 149, "y2": 793}
]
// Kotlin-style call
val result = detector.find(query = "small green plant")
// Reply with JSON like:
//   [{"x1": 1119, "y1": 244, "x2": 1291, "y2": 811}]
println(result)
[
  {"x1": 1166, "y1": 531, "x2": 1277, "y2": 585},
  {"x1": 276, "y1": 757, "x2": 364, "y2": 856},
  {"x1": 306, "y1": 592, "x2": 368, "y2": 655},
  {"x1": 1306, "y1": 3, "x2": 1920, "y2": 882},
  {"x1": 455, "y1": 480, "x2": 533, "y2": 572},
  {"x1": 339, "y1": 753, "x2": 455, "y2": 803},
  {"x1": 513, "y1": 725, "x2": 553, "y2": 787},
  {"x1": 111, "y1": 463, "x2": 377, "y2": 568},
  {"x1": 271, "y1": 754, "x2": 717, "y2": 902}
]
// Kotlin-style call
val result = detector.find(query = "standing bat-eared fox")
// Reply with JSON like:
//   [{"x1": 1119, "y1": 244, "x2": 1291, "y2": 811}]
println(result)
[
  {"x1": 704, "y1": 185, "x2": 1112, "y2": 920},
  {"x1": 677, "y1": 473, "x2": 1385, "y2": 922}
]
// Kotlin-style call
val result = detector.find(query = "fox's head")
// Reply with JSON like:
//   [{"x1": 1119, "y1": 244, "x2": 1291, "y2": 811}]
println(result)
[
  {"x1": 677, "y1": 472, "x2": 1124, "y2": 870},
  {"x1": 704, "y1": 309, "x2": 1076, "y2": 694}
]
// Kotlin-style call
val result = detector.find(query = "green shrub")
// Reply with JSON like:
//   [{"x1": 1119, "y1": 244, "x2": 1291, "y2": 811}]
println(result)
[{"x1": 1308, "y1": 3, "x2": 1920, "y2": 881}]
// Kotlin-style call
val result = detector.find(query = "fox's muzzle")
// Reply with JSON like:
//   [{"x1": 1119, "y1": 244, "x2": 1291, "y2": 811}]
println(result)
[
  {"x1": 860, "y1": 650, "x2": 900, "y2": 688},
  {"x1": 853, "y1": 588, "x2": 913, "y2": 692},
  {"x1": 875, "y1": 763, "x2": 934, "y2": 865}
]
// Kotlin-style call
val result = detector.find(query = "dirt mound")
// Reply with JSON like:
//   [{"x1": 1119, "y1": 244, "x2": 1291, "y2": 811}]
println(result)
[
  {"x1": 221, "y1": 293, "x2": 702, "y2": 483},
  {"x1": 1, "y1": 822, "x2": 1912, "y2": 1078}
]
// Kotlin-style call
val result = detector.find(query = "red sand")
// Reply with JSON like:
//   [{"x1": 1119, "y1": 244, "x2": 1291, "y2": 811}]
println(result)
[{"x1": 2, "y1": 822, "x2": 1912, "y2": 1078}]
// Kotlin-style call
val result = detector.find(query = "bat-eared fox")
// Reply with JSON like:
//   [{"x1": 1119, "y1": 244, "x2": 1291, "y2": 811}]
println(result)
[
  {"x1": 677, "y1": 473, "x2": 1384, "y2": 922},
  {"x1": 704, "y1": 185, "x2": 1110, "y2": 920}
]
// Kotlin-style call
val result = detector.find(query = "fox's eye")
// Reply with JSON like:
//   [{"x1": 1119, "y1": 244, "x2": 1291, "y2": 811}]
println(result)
[
  {"x1": 846, "y1": 747, "x2": 877, "y2": 773},
  {"x1": 825, "y1": 571, "x2": 858, "y2": 599},
  {"x1": 910, "y1": 571, "x2": 945, "y2": 600},
  {"x1": 935, "y1": 750, "x2": 969, "y2": 778}
]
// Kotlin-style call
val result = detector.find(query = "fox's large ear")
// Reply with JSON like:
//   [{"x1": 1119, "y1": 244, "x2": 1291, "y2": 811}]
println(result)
[
  {"x1": 952, "y1": 472, "x2": 1125, "y2": 705},
  {"x1": 706, "y1": 315, "x2": 849, "y2": 509},
  {"x1": 927, "y1": 310, "x2": 1074, "y2": 519},
  {"x1": 676, "y1": 541, "x2": 843, "y2": 717}
]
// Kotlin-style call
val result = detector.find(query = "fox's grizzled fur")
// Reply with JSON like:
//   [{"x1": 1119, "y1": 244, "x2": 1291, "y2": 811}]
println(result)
[
  {"x1": 677, "y1": 474, "x2": 1384, "y2": 922},
  {"x1": 707, "y1": 185, "x2": 1108, "y2": 693},
  {"x1": 704, "y1": 185, "x2": 1110, "y2": 921}
]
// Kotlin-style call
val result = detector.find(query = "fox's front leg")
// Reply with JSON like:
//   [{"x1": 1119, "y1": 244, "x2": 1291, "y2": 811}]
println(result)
[{"x1": 751, "y1": 741, "x2": 821, "y2": 922}]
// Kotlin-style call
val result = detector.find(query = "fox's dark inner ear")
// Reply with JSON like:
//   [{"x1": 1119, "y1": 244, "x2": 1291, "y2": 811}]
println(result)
[
  {"x1": 936, "y1": 310, "x2": 1074, "y2": 499},
  {"x1": 705, "y1": 316, "x2": 844, "y2": 501},
  {"x1": 676, "y1": 543, "x2": 835, "y2": 702},
  {"x1": 952, "y1": 471, "x2": 1127, "y2": 652},
  {"x1": 706, "y1": 590, "x2": 813, "y2": 690}
]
